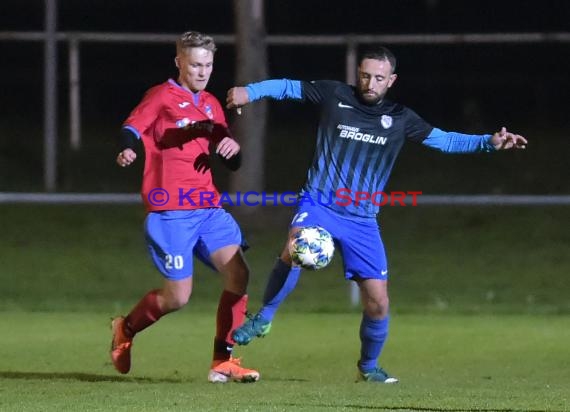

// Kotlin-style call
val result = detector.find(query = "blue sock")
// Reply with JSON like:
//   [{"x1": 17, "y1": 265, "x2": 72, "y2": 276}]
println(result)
[
  {"x1": 358, "y1": 313, "x2": 389, "y2": 372},
  {"x1": 258, "y1": 258, "x2": 301, "y2": 321}
]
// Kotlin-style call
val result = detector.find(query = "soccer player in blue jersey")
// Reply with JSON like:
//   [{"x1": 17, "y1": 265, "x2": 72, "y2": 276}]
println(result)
[{"x1": 225, "y1": 47, "x2": 527, "y2": 383}]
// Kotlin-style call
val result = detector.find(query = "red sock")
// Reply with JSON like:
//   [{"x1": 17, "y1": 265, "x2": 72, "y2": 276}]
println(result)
[
  {"x1": 124, "y1": 289, "x2": 165, "y2": 337},
  {"x1": 213, "y1": 290, "x2": 248, "y2": 362}
]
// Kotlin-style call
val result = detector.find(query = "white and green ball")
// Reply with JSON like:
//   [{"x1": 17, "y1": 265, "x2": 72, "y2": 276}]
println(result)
[{"x1": 289, "y1": 226, "x2": 335, "y2": 270}]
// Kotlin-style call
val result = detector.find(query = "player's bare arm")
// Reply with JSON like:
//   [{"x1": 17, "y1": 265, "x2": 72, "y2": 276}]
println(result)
[
  {"x1": 216, "y1": 136, "x2": 240, "y2": 159},
  {"x1": 226, "y1": 87, "x2": 250, "y2": 109},
  {"x1": 490, "y1": 126, "x2": 528, "y2": 150},
  {"x1": 117, "y1": 148, "x2": 137, "y2": 167}
]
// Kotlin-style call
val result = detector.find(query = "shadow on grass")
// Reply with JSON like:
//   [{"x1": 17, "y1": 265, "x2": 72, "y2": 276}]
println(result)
[
  {"x1": 0, "y1": 370, "x2": 187, "y2": 384},
  {"x1": 0, "y1": 371, "x2": 310, "y2": 384},
  {"x1": 264, "y1": 377, "x2": 310, "y2": 382},
  {"x1": 281, "y1": 404, "x2": 558, "y2": 412}
]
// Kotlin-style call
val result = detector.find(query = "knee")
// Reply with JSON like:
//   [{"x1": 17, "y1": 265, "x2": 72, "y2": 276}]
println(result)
[
  {"x1": 237, "y1": 264, "x2": 250, "y2": 282},
  {"x1": 160, "y1": 290, "x2": 191, "y2": 312},
  {"x1": 230, "y1": 263, "x2": 250, "y2": 286},
  {"x1": 280, "y1": 244, "x2": 293, "y2": 265},
  {"x1": 364, "y1": 295, "x2": 390, "y2": 319},
  {"x1": 231, "y1": 267, "x2": 250, "y2": 295}
]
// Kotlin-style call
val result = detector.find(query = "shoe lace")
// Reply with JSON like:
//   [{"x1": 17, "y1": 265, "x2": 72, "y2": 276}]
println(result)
[
  {"x1": 242, "y1": 312, "x2": 264, "y2": 333},
  {"x1": 115, "y1": 341, "x2": 132, "y2": 351},
  {"x1": 371, "y1": 367, "x2": 389, "y2": 378},
  {"x1": 244, "y1": 311, "x2": 258, "y2": 322},
  {"x1": 228, "y1": 356, "x2": 242, "y2": 366},
  {"x1": 112, "y1": 337, "x2": 132, "y2": 352},
  {"x1": 360, "y1": 366, "x2": 387, "y2": 376}
]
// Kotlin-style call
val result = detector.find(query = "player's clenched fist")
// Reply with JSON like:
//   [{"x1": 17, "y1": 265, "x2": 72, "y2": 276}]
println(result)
[
  {"x1": 226, "y1": 87, "x2": 250, "y2": 109},
  {"x1": 117, "y1": 148, "x2": 137, "y2": 167}
]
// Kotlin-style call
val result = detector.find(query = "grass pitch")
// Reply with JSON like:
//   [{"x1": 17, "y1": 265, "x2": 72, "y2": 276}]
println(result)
[
  {"x1": 1, "y1": 311, "x2": 569, "y2": 412},
  {"x1": 1, "y1": 204, "x2": 568, "y2": 314},
  {"x1": 0, "y1": 204, "x2": 569, "y2": 411}
]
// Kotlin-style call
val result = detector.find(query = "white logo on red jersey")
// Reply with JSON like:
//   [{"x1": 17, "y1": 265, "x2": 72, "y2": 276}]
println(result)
[{"x1": 178, "y1": 102, "x2": 190, "y2": 108}]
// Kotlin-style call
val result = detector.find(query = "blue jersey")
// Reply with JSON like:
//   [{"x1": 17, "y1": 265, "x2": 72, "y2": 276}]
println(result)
[
  {"x1": 299, "y1": 80, "x2": 433, "y2": 217},
  {"x1": 246, "y1": 79, "x2": 494, "y2": 218}
]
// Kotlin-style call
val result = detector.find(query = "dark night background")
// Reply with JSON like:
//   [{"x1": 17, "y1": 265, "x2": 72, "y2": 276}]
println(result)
[{"x1": 0, "y1": 0, "x2": 569, "y2": 194}]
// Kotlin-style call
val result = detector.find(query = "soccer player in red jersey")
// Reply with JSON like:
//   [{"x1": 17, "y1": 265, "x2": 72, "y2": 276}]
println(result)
[{"x1": 111, "y1": 31, "x2": 259, "y2": 383}]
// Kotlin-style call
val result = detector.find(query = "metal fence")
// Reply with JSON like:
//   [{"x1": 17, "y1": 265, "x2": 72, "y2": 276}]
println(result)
[
  {"x1": 1, "y1": 27, "x2": 569, "y2": 192},
  {"x1": 2, "y1": 192, "x2": 570, "y2": 205}
]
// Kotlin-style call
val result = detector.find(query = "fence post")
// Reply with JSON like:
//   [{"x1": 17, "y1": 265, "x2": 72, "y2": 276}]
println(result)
[
  {"x1": 69, "y1": 36, "x2": 81, "y2": 151},
  {"x1": 44, "y1": 0, "x2": 58, "y2": 191}
]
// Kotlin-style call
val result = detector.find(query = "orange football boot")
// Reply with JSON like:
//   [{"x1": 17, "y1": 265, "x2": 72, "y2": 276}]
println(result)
[
  {"x1": 110, "y1": 316, "x2": 133, "y2": 374},
  {"x1": 208, "y1": 357, "x2": 260, "y2": 383}
]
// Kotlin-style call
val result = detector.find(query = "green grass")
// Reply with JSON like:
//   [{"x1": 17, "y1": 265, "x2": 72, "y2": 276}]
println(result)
[
  {"x1": 0, "y1": 204, "x2": 569, "y2": 313},
  {"x1": 0, "y1": 312, "x2": 569, "y2": 411},
  {"x1": 0, "y1": 204, "x2": 569, "y2": 411}
]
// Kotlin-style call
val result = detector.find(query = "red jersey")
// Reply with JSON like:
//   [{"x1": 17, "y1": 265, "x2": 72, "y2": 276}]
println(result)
[{"x1": 124, "y1": 79, "x2": 230, "y2": 212}]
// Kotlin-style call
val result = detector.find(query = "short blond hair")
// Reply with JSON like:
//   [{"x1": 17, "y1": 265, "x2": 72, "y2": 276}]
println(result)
[{"x1": 176, "y1": 31, "x2": 217, "y2": 54}]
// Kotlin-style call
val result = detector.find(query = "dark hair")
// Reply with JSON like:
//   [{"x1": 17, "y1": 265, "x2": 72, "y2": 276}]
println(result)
[{"x1": 359, "y1": 47, "x2": 397, "y2": 73}]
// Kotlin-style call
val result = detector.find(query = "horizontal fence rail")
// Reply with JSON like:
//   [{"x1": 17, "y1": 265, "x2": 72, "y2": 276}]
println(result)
[
  {"x1": 2, "y1": 31, "x2": 570, "y2": 44},
  {"x1": 1, "y1": 193, "x2": 569, "y2": 206}
]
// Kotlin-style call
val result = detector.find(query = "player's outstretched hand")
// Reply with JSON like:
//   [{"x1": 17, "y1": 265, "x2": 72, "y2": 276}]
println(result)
[
  {"x1": 117, "y1": 148, "x2": 137, "y2": 167},
  {"x1": 490, "y1": 127, "x2": 528, "y2": 150},
  {"x1": 216, "y1": 137, "x2": 241, "y2": 159},
  {"x1": 226, "y1": 87, "x2": 250, "y2": 112}
]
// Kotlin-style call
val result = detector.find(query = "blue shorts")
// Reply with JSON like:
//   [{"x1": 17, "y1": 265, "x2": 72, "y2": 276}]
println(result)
[
  {"x1": 290, "y1": 202, "x2": 388, "y2": 280},
  {"x1": 144, "y1": 208, "x2": 245, "y2": 280}
]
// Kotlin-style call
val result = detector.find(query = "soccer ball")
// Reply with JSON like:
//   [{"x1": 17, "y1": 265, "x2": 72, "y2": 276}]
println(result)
[{"x1": 289, "y1": 226, "x2": 335, "y2": 270}]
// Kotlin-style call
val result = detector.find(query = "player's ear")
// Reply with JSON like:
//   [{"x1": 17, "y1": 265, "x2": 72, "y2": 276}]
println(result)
[
  {"x1": 388, "y1": 73, "x2": 397, "y2": 88},
  {"x1": 174, "y1": 56, "x2": 180, "y2": 69}
]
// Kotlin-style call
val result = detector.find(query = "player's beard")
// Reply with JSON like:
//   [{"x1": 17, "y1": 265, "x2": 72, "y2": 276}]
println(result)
[{"x1": 358, "y1": 90, "x2": 383, "y2": 105}]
